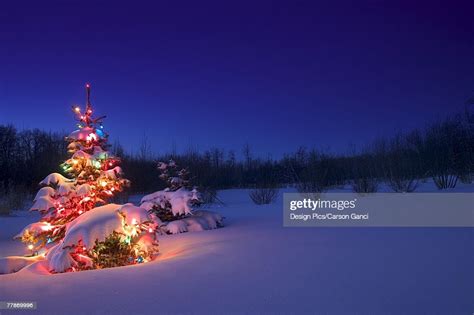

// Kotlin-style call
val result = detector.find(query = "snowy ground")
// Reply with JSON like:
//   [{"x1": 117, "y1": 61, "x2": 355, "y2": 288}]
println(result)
[{"x1": 0, "y1": 181, "x2": 473, "y2": 314}]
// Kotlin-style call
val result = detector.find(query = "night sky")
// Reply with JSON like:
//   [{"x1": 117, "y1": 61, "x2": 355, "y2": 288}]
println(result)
[{"x1": 1, "y1": 0, "x2": 473, "y2": 158}]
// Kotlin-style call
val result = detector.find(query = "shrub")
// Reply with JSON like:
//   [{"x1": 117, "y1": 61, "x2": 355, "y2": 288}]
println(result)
[
  {"x1": 90, "y1": 232, "x2": 144, "y2": 269},
  {"x1": 0, "y1": 186, "x2": 28, "y2": 216},
  {"x1": 285, "y1": 149, "x2": 331, "y2": 194},
  {"x1": 388, "y1": 178, "x2": 419, "y2": 193},
  {"x1": 249, "y1": 188, "x2": 278, "y2": 205},
  {"x1": 352, "y1": 178, "x2": 378, "y2": 194},
  {"x1": 459, "y1": 173, "x2": 473, "y2": 184},
  {"x1": 433, "y1": 174, "x2": 458, "y2": 189}
]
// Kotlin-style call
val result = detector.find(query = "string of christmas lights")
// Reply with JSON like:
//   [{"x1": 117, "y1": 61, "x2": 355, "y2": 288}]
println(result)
[{"x1": 16, "y1": 84, "x2": 158, "y2": 272}]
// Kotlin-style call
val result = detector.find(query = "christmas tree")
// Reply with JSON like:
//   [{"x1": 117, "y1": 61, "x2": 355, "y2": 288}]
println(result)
[{"x1": 16, "y1": 84, "x2": 159, "y2": 272}]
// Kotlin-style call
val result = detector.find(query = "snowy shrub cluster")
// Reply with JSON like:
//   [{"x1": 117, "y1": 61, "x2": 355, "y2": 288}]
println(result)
[
  {"x1": 141, "y1": 160, "x2": 201, "y2": 222},
  {"x1": 139, "y1": 160, "x2": 224, "y2": 234},
  {"x1": 163, "y1": 210, "x2": 223, "y2": 234}
]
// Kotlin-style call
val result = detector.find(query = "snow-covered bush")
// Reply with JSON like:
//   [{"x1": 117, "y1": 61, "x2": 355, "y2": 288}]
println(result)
[
  {"x1": 162, "y1": 210, "x2": 224, "y2": 234},
  {"x1": 141, "y1": 188, "x2": 200, "y2": 216},
  {"x1": 157, "y1": 160, "x2": 191, "y2": 191},
  {"x1": 140, "y1": 160, "x2": 223, "y2": 234},
  {"x1": 46, "y1": 203, "x2": 159, "y2": 273},
  {"x1": 142, "y1": 160, "x2": 202, "y2": 222}
]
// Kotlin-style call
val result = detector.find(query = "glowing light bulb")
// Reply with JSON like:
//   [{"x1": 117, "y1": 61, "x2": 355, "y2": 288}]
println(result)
[
  {"x1": 74, "y1": 106, "x2": 80, "y2": 112},
  {"x1": 100, "y1": 180, "x2": 107, "y2": 187},
  {"x1": 41, "y1": 223, "x2": 53, "y2": 231},
  {"x1": 148, "y1": 227, "x2": 154, "y2": 233},
  {"x1": 27, "y1": 244, "x2": 34, "y2": 250},
  {"x1": 86, "y1": 133, "x2": 97, "y2": 141},
  {"x1": 72, "y1": 159, "x2": 79, "y2": 165},
  {"x1": 131, "y1": 218, "x2": 137, "y2": 225},
  {"x1": 78, "y1": 210, "x2": 83, "y2": 214}
]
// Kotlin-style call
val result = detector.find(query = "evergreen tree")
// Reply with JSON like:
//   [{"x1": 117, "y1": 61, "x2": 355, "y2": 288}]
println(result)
[{"x1": 16, "y1": 84, "x2": 158, "y2": 272}]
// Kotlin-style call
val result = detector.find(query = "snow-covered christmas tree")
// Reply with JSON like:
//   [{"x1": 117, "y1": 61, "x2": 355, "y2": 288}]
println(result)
[
  {"x1": 1, "y1": 84, "x2": 224, "y2": 274},
  {"x1": 15, "y1": 84, "x2": 159, "y2": 272},
  {"x1": 140, "y1": 160, "x2": 224, "y2": 234}
]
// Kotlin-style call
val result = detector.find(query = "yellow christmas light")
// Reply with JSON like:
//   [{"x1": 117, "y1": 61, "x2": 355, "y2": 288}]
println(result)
[{"x1": 41, "y1": 223, "x2": 53, "y2": 231}]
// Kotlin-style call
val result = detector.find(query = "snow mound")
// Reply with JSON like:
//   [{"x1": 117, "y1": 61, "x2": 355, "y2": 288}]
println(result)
[
  {"x1": 194, "y1": 210, "x2": 224, "y2": 228},
  {"x1": 46, "y1": 203, "x2": 156, "y2": 272},
  {"x1": 118, "y1": 203, "x2": 153, "y2": 226},
  {"x1": 62, "y1": 204, "x2": 123, "y2": 249},
  {"x1": 141, "y1": 187, "x2": 197, "y2": 216},
  {"x1": 75, "y1": 184, "x2": 92, "y2": 196},
  {"x1": 140, "y1": 201, "x2": 155, "y2": 211},
  {"x1": 39, "y1": 173, "x2": 72, "y2": 186},
  {"x1": 68, "y1": 127, "x2": 94, "y2": 141},
  {"x1": 57, "y1": 182, "x2": 75, "y2": 196},
  {"x1": 30, "y1": 196, "x2": 55, "y2": 212},
  {"x1": 183, "y1": 216, "x2": 209, "y2": 232},
  {"x1": 0, "y1": 256, "x2": 44, "y2": 274},
  {"x1": 165, "y1": 220, "x2": 188, "y2": 234},
  {"x1": 163, "y1": 210, "x2": 224, "y2": 234},
  {"x1": 34, "y1": 187, "x2": 56, "y2": 201},
  {"x1": 15, "y1": 221, "x2": 54, "y2": 239},
  {"x1": 47, "y1": 243, "x2": 76, "y2": 272}
]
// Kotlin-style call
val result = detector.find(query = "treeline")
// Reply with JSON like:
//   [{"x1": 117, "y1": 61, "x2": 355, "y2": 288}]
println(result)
[
  {"x1": 0, "y1": 111, "x2": 472, "y2": 198},
  {"x1": 125, "y1": 111, "x2": 473, "y2": 193},
  {"x1": 0, "y1": 126, "x2": 68, "y2": 193},
  {"x1": 283, "y1": 110, "x2": 473, "y2": 192}
]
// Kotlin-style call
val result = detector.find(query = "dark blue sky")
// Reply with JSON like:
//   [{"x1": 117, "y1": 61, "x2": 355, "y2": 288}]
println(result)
[{"x1": 1, "y1": 0, "x2": 473, "y2": 158}]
